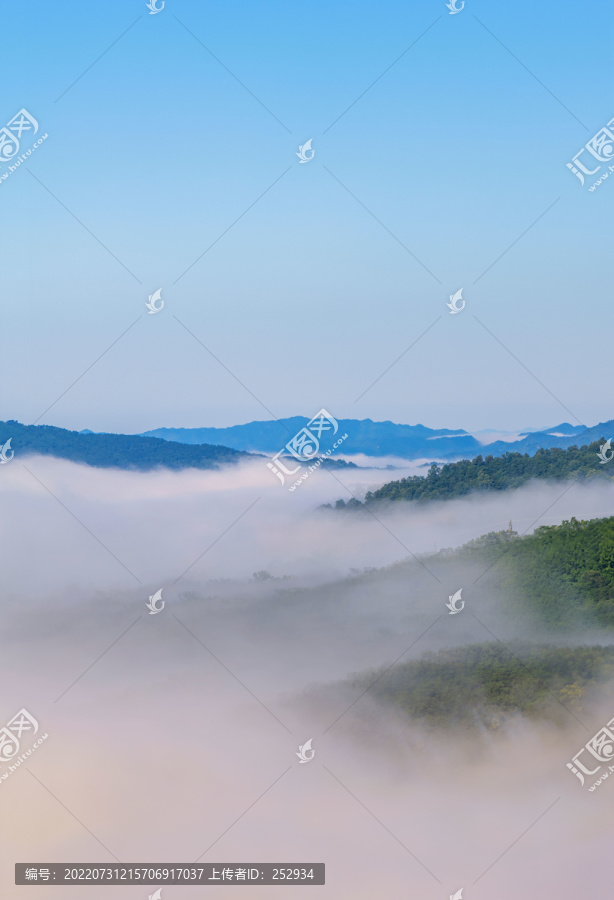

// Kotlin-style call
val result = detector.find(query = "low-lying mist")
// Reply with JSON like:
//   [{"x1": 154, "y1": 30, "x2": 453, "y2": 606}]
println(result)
[
  {"x1": 5, "y1": 453, "x2": 614, "y2": 598},
  {"x1": 2, "y1": 455, "x2": 614, "y2": 899}
]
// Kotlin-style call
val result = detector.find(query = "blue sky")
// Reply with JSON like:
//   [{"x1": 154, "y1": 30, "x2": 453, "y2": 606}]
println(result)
[{"x1": 1, "y1": 0, "x2": 612, "y2": 433}]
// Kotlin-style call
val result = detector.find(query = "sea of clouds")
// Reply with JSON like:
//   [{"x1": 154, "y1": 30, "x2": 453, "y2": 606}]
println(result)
[{"x1": 2, "y1": 455, "x2": 614, "y2": 898}]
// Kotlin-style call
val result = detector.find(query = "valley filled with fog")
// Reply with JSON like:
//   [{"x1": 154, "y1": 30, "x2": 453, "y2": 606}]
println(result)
[{"x1": 2, "y1": 455, "x2": 614, "y2": 899}]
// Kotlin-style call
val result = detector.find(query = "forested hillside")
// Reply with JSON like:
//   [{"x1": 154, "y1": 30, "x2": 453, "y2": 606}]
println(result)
[
  {"x1": 0, "y1": 421, "x2": 249, "y2": 470},
  {"x1": 454, "y1": 515, "x2": 614, "y2": 628},
  {"x1": 361, "y1": 440, "x2": 613, "y2": 505},
  {"x1": 346, "y1": 642, "x2": 614, "y2": 730}
]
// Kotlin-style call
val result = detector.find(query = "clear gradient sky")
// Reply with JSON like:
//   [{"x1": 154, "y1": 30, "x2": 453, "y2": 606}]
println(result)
[{"x1": 1, "y1": 0, "x2": 612, "y2": 434}]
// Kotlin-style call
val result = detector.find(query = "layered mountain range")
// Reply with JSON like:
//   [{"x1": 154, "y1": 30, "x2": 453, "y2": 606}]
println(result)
[
  {"x1": 142, "y1": 417, "x2": 601, "y2": 462},
  {"x1": 0, "y1": 416, "x2": 609, "y2": 472}
]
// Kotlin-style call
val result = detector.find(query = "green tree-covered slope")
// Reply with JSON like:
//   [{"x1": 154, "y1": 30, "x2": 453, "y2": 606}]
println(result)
[
  {"x1": 362, "y1": 440, "x2": 613, "y2": 504},
  {"x1": 347, "y1": 642, "x2": 614, "y2": 729},
  {"x1": 453, "y1": 515, "x2": 614, "y2": 628},
  {"x1": 0, "y1": 420, "x2": 249, "y2": 470}
]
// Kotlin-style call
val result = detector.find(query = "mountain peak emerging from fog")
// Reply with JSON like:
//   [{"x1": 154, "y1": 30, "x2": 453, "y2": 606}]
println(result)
[
  {"x1": 3, "y1": 416, "x2": 610, "y2": 472},
  {"x1": 519, "y1": 422, "x2": 587, "y2": 437},
  {"x1": 140, "y1": 416, "x2": 610, "y2": 463},
  {"x1": 141, "y1": 418, "x2": 479, "y2": 460}
]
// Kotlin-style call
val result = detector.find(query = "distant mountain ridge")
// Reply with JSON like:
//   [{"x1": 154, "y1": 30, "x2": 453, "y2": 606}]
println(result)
[
  {"x1": 0, "y1": 421, "x2": 250, "y2": 470},
  {"x1": 142, "y1": 418, "x2": 482, "y2": 459},
  {"x1": 3, "y1": 416, "x2": 611, "y2": 474},
  {"x1": 483, "y1": 421, "x2": 611, "y2": 456},
  {"x1": 141, "y1": 417, "x2": 613, "y2": 462},
  {"x1": 0, "y1": 421, "x2": 356, "y2": 472}
]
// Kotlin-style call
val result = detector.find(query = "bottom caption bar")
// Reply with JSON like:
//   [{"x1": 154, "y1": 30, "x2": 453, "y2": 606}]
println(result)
[{"x1": 16, "y1": 865, "x2": 325, "y2": 886}]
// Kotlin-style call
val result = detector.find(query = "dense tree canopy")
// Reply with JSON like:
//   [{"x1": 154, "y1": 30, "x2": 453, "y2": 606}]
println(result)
[
  {"x1": 455, "y1": 516, "x2": 614, "y2": 627},
  {"x1": 361, "y1": 440, "x2": 613, "y2": 504},
  {"x1": 338, "y1": 515, "x2": 614, "y2": 726},
  {"x1": 348, "y1": 642, "x2": 614, "y2": 729},
  {"x1": 0, "y1": 420, "x2": 248, "y2": 470}
]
